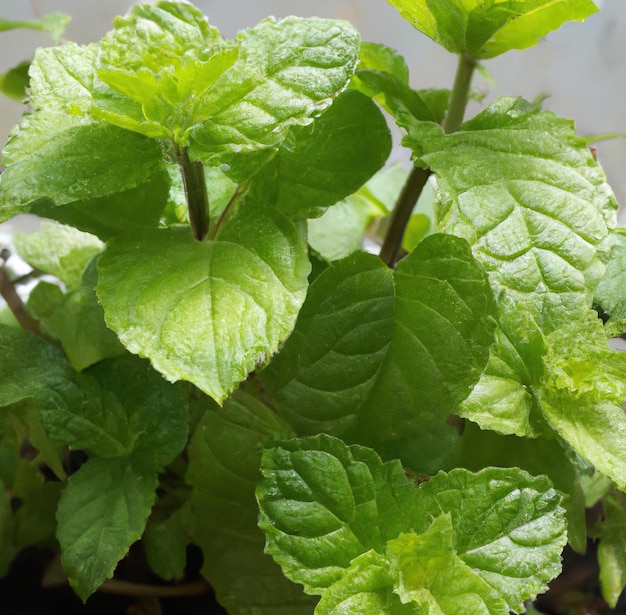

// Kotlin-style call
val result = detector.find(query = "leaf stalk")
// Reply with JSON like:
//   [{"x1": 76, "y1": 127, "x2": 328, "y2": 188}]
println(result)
[{"x1": 176, "y1": 144, "x2": 210, "y2": 241}]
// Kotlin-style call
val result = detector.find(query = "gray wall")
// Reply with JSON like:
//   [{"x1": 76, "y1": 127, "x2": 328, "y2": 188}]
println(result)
[{"x1": 1, "y1": 0, "x2": 625, "y2": 207}]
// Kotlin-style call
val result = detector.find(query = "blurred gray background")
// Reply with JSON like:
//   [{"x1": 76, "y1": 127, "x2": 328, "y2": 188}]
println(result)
[{"x1": 1, "y1": 0, "x2": 625, "y2": 208}]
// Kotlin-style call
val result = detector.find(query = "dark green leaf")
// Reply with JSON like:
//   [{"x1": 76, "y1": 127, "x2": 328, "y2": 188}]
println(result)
[
  {"x1": 57, "y1": 456, "x2": 158, "y2": 600},
  {"x1": 187, "y1": 391, "x2": 314, "y2": 614},
  {"x1": 270, "y1": 89, "x2": 391, "y2": 219},
  {"x1": 261, "y1": 234, "x2": 495, "y2": 473}
]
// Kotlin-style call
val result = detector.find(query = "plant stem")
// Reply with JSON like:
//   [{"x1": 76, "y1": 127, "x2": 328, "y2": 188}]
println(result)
[
  {"x1": 379, "y1": 52, "x2": 477, "y2": 268},
  {"x1": 379, "y1": 166, "x2": 430, "y2": 267},
  {"x1": 443, "y1": 53, "x2": 477, "y2": 134},
  {"x1": 0, "y1": 265, "x2": 45, "y2": 338},
  {"x1": 176, "y1": 144, "x2": 210, "y2": 241}
]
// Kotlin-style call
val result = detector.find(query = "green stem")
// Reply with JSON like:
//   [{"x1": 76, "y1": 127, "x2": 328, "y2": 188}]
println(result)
[
  {"x1": 379, "y1": 52, "x2": 477, "y2": 268},
  {"x1": 443, "y1": 53, "x2": 477, "y2": 134},
  {"x1": 378, "y1": 166, "x2": 430, "y2": 267},
  {"x1": 176, "y1": 144, "x2": 210, "y2": 241}
]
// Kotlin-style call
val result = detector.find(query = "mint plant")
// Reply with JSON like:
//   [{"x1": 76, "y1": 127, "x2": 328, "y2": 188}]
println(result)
[{"x1": 0, "y1": 1, "x2": 625, "y2": 613}]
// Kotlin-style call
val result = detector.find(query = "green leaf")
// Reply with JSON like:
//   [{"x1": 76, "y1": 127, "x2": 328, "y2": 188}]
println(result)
[
  {"x1": 0, "y1": 324, "x2": 74, "y2": 408},
  {"x1": 260, "y1": 233, "x2": 495, "y2": 473},
  {"x1": 457, "y1": 421, "x2": 588, "y2": 554},
  {"x1": 143, "y1": 506, "x2": 187, "y2": 581},
  {"x1": 56, "y1": 456, "x2": 158, "y2": 600},
  {"x1": 539, "y1": 311, "x2": 626, "y2": 491},
  {"x1": 307, "y1": 164, "x2": 407, "y2": 261},
  {"x1": 459, "y1": 302, "x2": 550, "y2": 438},
  {"x1": 14, "y1": 221, "x2": 103, "y2": 290},
  {"x1": 0, "y1": 477, "x2": 13, "y2": 576},
  {"x1": 187, "y1": 391, "x2": 315, "y2": 614},
  {"x1": 86, "y1": 355, "x2": 189, "y2": 467},
  {"x1": 257, "y1": 435, "x2": 567, "y2": 613},
  {"x1": 594, "y1": 229, "x2": 626, "y2": 324},
  {"x1": 0, "y1": 123, "x2": 169, "y2": 237},
  {"x1": 0, "y1": 12, "x2": 70, "y2": 43},
  {"x1": 269, "y1": 89, "x2": 391, "y2": 219},
  {"x1": 0, "y1": 60, "x2": 30, "y2": 102},
  {"x1": 307, "y1": 194, "x2": 377, "y2": 261},
  {"x1": 357, "y1": 42, "x2": 410, "y2": 85},
  {"x1": 27, "y1": 265, "x2": 124, "y2": 372},
  {"x1": 387, "y1": 0, "x2": 597, "y2": 59},
  {"x1": 93, "y1": 1, "x2": 228, "y2": 141},
  {"x1": 1, "y1": 43, "x2": 97, "y2": 164},
  {"x1": 188, "y1": 16, "x2": 360, "y2": 181},
  {"x1": 598, "y1": 491, "x2": 626, "y2": 608},
  {"x1": 409, "y1": 97, "x2": 616, "y2": 333},
  {"x1": 97, "y1": 204, "x2": 310, "y2": 402}
]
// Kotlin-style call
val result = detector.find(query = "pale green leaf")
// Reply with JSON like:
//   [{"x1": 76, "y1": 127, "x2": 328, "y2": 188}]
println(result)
[
  {"x1": 539, "y1": 312, "x2": 626, "y2": 490},
  {"x1": 97, "y1": 204, "x2": 310, "y2": 402},
  {"x1": 186, "y1": 391, "x2": 314, "y2": 614},
  {"x1": 415, "y1": 468, "x2": 566, "y2": 612},
  {"x1": 307, "y1": 195, "x2": 376, "y2": 261},
  {"x1": 1, "y1": 43, "x2": 97, "y2": 167},
  {"x1": 459, "y1": 302, "x2": 550, "y2": 438},
  {"x1": 56, "y1": 456, "x2": 158, "y2": 600},
  {"x1": 14, "y1": 221, "x2": 103, "y2": 290},
  {"x1": 188, "y1": 17, "x2": 360, "y2": 181},
  {"x1": 388, "y1": 0, "x2": 597, "y2": 59},
  {"x1": 93, "y1": 1, "x2": 228, "y2": 140},
  {"x1": 409, "y1": 97, "x2": 616, "y2": 333},
  {"x1": 0, "y1": 12, "x2": 70, "y2": 42},
  {"x1": 357, "y1": 42, "x2": 410, "y2": 85},
  {"x1": 388, "y1": 516, "x2": 507, "y2": 613}
]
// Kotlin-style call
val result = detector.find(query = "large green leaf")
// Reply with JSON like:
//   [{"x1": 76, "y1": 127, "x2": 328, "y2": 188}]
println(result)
[
  {"x1": 257, "y1": 435, "x2": 567, "y2": 614},
  {"x1": 91, "y1": 3, "x2": 360, "y2": 181},
  {"x1": 408, "y1": 97, "x2": 616, "y2": 333},
  {"x1": 388, "y1": 0, "x2": 597, "y2": 59},
  {"x1": 187, "y1": 391, "x2": 315, "y2": 614},
  {"x1": 56, "y1": 456, "x2": 158, "y2": 600},
  {"x1": 97, "y1": 203, "x2": 310, "y2": 402},
  {"x1": 260, "y1": 233, "x2": 495, "y2": 472}
]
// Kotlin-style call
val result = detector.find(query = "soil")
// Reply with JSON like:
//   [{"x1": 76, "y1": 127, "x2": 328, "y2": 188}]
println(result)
[{"x1": 1, "y1": 542, "x2": 625, "y2": 614}]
